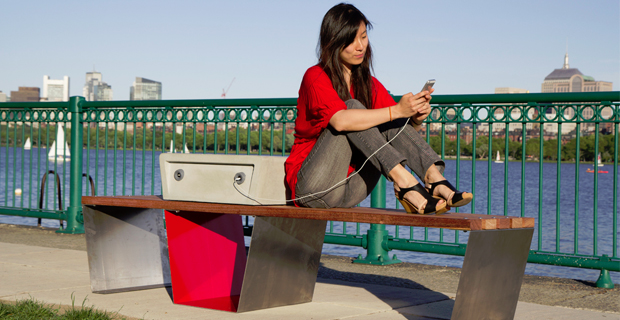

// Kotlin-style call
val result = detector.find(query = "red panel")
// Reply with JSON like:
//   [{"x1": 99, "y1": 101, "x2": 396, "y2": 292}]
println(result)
[{"x1": 165, "y1": 210, "x2": 247, "y2": 312}]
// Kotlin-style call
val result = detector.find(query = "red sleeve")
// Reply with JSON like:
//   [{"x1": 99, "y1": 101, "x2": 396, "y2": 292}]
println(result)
[
  {"x1": 302, "y1": 67, "x2": 347, "y2": 130},
  {"x1": 371, "y1": 77, "x2": 397, "y2": 109}
]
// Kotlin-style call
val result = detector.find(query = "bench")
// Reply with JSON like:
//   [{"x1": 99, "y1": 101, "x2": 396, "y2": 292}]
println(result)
[{"x1": 82, "y1": 195, "x2": 534, "y2": 319}]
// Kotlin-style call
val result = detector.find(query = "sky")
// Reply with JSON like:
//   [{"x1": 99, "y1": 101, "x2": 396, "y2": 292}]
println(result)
[{"x1": 1, "y1": 0, "x2": 618, "y2": 101}]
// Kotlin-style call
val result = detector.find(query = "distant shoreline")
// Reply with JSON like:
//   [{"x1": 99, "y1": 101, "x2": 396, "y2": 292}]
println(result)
[
  {"x1": 441, "y1": 155, "x2": 613, "y2": 165},
  {"x1": 1, "y1": 146, "x2": 616, "y2": 165}
]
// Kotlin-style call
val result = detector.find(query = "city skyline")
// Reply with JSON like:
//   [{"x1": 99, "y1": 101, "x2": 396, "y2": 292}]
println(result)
[
  {"x1": 2, "y1": 52, "x2": 613, "y2": 103},
  {"x1": 1, "y1": 0, "x2": 618, "y2": 100}
]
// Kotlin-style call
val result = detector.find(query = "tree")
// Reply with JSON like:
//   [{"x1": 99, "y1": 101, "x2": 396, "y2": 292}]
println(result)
[
  {"x1": 475, "y1": 136, "x2": 489, "y2": 159},
  {"x1": 445, "y1": 139, "x2": 457, "y2": 156},
  {"x1": 476, "y1": 144, "x2": 488, "y2": 159},
  {"x1": 525, "y1": 138, "x2": 540, "y2": 159},
  {"x1": 429, "y1": 136, "x2": 442, "y2": 155},
  {"x1": 580, "y1": 135, "x2": 596, "y2": 161},
  {"x1": 508, "y1": 140, "x2": 522, "y2": 160},
  {"x1": 562, "y1": 138, "x2": 577, "y2": 161},
  {"x1": 461, "y1": 140, "x2": 473, "y2": 157},
  {"x1": 543, "y1": 139, "x2": 559, "y2": 160}
]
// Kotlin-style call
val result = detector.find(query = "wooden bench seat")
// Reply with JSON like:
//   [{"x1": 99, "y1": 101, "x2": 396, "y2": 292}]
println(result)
[
  {"x1": 82, "y1": 195, "x2": 534, "y2": 319},
  {"x1": 82, "y1": 195, "x2": 534, "y2": 231}
]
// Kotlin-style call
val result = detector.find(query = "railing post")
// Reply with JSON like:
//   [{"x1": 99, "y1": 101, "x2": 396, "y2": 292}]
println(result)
[
  {"x1": 57, "y1": 96, "x2": 85, "y2": 234},
  {"x1": 353, "y1": 176, "x2": 401, "y2": 265},
  {"x1": 595, "y1": 255, "x2": 615, "y2": 289}
]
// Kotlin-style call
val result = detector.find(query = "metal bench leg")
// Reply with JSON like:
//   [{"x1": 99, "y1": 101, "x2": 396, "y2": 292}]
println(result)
[
  {"x1": 83, "y1": 205, "x2": 170, "y2": 293},
  {"x1": 237, "y1": 216, "x2": 327, "y2": 312},
  {"x1": 451, "y1": 228, "x2": 534, "y2": 320}
]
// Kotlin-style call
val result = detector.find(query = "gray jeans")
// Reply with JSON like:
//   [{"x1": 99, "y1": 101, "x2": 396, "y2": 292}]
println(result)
[{"x1": 295, "y1": 99, "x2": 444, "y2": 208}]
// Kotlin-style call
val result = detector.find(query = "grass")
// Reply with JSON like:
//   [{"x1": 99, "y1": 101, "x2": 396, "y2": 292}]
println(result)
[{"x1": 0, "y1": 294, "x2": 138, "y2": 320}]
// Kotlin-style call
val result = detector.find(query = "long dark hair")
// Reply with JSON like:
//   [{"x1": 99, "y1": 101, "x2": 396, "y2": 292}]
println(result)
[{"x1": 318, "y1": 3, "x2": 374, "y2": 109}]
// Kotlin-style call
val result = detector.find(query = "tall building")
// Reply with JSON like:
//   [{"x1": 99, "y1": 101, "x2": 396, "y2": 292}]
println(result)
[
  {"x1": 10, "y1": 87, "x2": 40, "y2": 102},
  {"x1": 0, "y1": 91, "x2": 7, "y2": 102},
  {"x1": 541, "y1": 53, "x2": 614, "y2": 135},
  {"x1": 83, "y1": 71, "x2": 113, "y2": 101},
  {"x1": 541, "y1": 53, "x2": 613, "y2": 93},
  {"x1": 130, "y1": 77, "x2": 162, "y2": 100},
  {"x1": 42, "y1": 75, "x2": 70, "y2": 102}
]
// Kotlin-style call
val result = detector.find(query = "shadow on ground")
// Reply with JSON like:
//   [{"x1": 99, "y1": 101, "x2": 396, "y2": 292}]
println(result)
[{"x1": 318, "y1": 262, "x2": 453, "y2": 319}]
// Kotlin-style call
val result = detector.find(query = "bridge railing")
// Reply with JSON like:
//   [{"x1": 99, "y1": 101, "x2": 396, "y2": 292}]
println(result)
[{"x1": 0, "y1": 91, "x2": 618, "y2": 287}]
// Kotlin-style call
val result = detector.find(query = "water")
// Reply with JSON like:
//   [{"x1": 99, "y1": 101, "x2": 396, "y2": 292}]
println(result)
[
  {"x1": 326, "y1": 158, "x2": 620, "y2": 284},
  {"x1": 0, "y1": 146, "x2": 618, "y2": 284}
]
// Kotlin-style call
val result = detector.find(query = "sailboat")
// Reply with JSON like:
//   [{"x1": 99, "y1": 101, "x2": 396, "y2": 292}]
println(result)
[
  {"x1": 48, "y1": 126, "x2": 70, "y2": 162},
  {"x1": 183, "y1": 144, "x2": 190, "y2": 153},
  {"x1": 23, "y1": 137, "x2": 31, "y2": 150},
  {"x1": 169, "y1": 140, "x2": 176, "y2": 153},
  {"x1": 494, "y1": 150, "x2": 503, "y2": 163},
  {"x1": 597, "y1": 153, "x2": 604, "y2": 167}
]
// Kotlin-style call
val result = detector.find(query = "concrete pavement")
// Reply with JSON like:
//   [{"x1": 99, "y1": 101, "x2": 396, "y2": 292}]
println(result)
[{"x1": 0, "y1": 224, "x2": 618, "y2": 319}]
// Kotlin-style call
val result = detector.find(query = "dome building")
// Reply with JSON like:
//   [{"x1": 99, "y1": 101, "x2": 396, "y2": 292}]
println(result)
[
  {"x1": 541, "y1": 53, "x2": 612, "y2": 93},
  {"x1": 541, "y1": 53, "x2": 613, "y2": 136}
]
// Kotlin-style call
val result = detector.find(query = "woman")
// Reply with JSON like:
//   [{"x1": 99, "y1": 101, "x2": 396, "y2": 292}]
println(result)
[{"x1": 284, "y1": 3, "x2": 471, "y2": 214}]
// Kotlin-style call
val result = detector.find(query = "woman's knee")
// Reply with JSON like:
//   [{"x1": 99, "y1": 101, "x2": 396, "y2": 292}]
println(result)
[
  {"x1": 295, "y1": 186, "x2": 346, "y2": 209},
  {"x1": 345, "y1": 99, "x2": 367, "y2": 110}
]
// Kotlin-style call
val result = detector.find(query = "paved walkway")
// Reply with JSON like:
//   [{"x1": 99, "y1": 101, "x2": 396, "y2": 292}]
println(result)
[{"x1": 0, "y1": 224, "x2": 618, "y2": 319}]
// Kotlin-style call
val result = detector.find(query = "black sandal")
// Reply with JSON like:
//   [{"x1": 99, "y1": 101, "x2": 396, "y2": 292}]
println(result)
[
  {"x1": 425, "y1": 180, "x2": 472, "y2": 208},
  {"x1": 395, "y1": 184, "x2": 448, "y2": 215}
]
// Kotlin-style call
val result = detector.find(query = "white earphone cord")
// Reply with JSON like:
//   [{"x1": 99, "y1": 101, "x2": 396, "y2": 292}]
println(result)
[{"x1": 233, "y1": 118, "x2": 411, "y2": 205}]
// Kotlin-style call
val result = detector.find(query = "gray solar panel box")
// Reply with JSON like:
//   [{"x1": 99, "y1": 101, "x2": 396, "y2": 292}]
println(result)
[{"x1": 160, "y1": 153, "x2": 288, "y2": 205}]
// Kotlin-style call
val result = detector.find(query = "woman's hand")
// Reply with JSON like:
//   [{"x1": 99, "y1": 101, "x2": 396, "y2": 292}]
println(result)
[
  {"x1": 412, "y1": 88, "x2": 433, "y2": 125},
  {"x1": 393, "y1": 88, "x2": 434, "y2": 125},
  {"x1": 329, "y1": 88, "x2": 434, "y2": 132}
]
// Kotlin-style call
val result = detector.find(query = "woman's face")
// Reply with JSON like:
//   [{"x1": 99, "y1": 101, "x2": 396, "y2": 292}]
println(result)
[{"x1": 339, "y1": 21, "x2": 368, "y2": 72}]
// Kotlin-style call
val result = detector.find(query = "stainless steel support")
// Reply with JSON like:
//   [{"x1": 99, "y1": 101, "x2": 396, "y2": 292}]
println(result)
[
  {"x1": 83, "y1": 205, "x2": 170, "y2": 293},
  {"x1": 237, "y1": 216, "x2": 327, "y2": 312},
  {"x1": 451, "y1": 228, "x2": 534, "y2": 320}
]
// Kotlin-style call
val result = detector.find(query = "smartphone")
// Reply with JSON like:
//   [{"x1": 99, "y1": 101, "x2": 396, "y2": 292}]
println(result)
[{"x1": 421, "y1": 79, "x2": 436, "y2": 93}]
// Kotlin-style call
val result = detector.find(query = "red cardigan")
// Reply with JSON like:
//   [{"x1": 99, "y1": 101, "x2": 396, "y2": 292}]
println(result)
[{"x1": 284, "y1": 65, "x2": 396, "y2": 205}]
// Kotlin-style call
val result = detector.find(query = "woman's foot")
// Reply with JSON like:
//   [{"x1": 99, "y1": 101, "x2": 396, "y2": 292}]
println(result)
[
  {"x1": 394, "y1": 182, "x2": 448, "y2": 214},
  {"x1": 423, "y1": 164, "x2": 472, "y2": 208},
  {"x1": 425, "y1": 179, "x2": 472, "y2": 207},
  {"x1": 389, "y1": 164, "x2": 447, "y2": 214}
]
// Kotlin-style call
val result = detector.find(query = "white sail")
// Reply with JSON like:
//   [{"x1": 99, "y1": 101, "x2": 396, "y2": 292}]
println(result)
[
  {"x1": 48, "y1": 126, "x2": 70, "y2": 162},
  {"x1": 183, "y1": 144, "x2": 190, "y2": 153},
  {"x1": 598, "y1": 153, "x2": 604, "y2": 167},
  {"x1": 494, "y1": 150, "x2": 503, "y2": 163},
  {"x1": 169, "y1": 140, "x2": 175, "y2": 153},
  {"x1": 23, "y1": 138, "x2": 31, "y2": 150}
]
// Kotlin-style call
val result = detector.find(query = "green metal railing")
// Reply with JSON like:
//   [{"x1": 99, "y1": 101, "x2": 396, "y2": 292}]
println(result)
[{"x1": 1, "y1": 91, "x2": 618, "y2": 287}]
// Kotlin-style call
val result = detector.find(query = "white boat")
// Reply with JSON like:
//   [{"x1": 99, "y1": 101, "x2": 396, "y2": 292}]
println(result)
[
  {"x1": 597, "y1": 153, "x2": 604, "y2": 167},
  {"x1": 23, "y1": 137, "x2": 31, "y2": 150},
  {"x1": 494, "y1": 150, "x2": 503, "y2": 163},
  {"x1": 169, "y1": 140, "x2": 176, "y2": 153},
  {"x1": 48, "y1": 126, "x2": 70, "y2": 162},
  {"x1": 168, "y1": 140, "x2": 189, "y2": 153}
]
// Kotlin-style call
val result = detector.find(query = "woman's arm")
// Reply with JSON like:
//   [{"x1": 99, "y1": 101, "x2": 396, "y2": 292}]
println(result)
[
  {"x1": 329, "y1": 107, "x2": 392, "y2": 132},
  {"x1": 329, "y1": 89, "x2": 433, "y2": 132}
]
